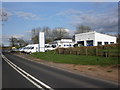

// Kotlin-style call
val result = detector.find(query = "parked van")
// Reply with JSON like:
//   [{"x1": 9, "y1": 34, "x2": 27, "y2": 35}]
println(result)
[
  {"x1": 26, "y1": 44, "x2": 39, "y2": 54},
  {"x1": 45, "y1": 44, "x2": 57, "y2": 51},
  {"x1": 19, "y1": 43, "x2": 57, "y2": 54},
  {"x1": 19, "y1": 47, "x2": 25, "y2": 52}
]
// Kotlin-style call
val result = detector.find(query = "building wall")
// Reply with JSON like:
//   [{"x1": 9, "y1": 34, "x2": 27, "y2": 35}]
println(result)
[
  {"x1": 75, "y1": 31, "x2": 117, "y2": 46},
  {"x1": 54, "y1": 39, "x2": 74, "y2": 48},
  {"x1": 94, "y1": 32, "x2": 116, "y2": 46},
  {"x1": 57, "y1": 42, "x2": 74, "y2": 48},
  {"x1": 75, "y1": 32, "x2": 95, "y2": 46}
]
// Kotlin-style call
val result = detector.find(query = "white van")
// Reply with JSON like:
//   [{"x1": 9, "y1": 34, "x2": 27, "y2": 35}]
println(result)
[
  {"x1": 45, "y1": 44, "x2": 57, "y2": 51},
  {"x1": 19, "y1": 47, "x2": 25, "y2": 52},
  {"x1": 26, "y1": 44, "x2": 39, "y2": 54},
  {"x1": 22, "y1": 45, "x2": 32, "y2": 53},
  {"x1": 19, "y1": 43, "x2": 57, "y2": 54}
]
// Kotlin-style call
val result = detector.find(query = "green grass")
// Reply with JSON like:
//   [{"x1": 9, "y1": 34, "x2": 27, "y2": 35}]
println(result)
[{"x1": 30, "y1": 51, "x2": 119, "y2": 66}]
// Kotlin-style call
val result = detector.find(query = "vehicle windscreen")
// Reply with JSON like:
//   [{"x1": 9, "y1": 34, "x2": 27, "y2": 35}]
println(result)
[{"x1": 31, "y1": 47, "x2": 34, "y2": 49}]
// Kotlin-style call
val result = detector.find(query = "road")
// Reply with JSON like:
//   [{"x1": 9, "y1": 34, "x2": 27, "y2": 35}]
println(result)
[{"x1": 2, "y1": 53, "x2": 119, "y2": 89}]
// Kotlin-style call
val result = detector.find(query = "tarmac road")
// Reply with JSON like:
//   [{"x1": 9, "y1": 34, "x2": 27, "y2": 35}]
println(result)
[{"x1": 2, "y1": 53, "x2": 119, "y2": 89}]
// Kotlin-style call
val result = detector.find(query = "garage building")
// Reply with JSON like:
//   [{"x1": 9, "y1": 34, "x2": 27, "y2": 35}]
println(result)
[{"x1": 75, "y1": 31, "x2": 117, "y2": 46}]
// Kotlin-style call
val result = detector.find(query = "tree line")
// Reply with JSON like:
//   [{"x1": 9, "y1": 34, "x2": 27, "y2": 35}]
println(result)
[{"x1": 8, "y1": 25, "x2": 93, "y2": 47}]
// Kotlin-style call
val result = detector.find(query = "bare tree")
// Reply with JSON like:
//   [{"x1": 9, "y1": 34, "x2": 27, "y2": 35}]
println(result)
[
  {"x1": 42, "y1": 26, "x2": 53, "y2": 43},
  {"x1": 52, "y1": 27, "x2": 69, "y2": 40},
  {"x1": 31, "y1": 26, "x2": 71, "y2": 43},
  {"x1": 75, "y1": 25, "x2": 92, "y2": 34},
  {"x1": 17, "y1": 39, "x2": 27, "y2": 47},
  {"x1": 31, "y1": 27, "x2": 42, "y2": 44},
  {"x1": 31, "y1": 27, "x2": 41, "y2": 38},
  {"x1": 31, "y1": 26, "x2": 53, "y2": 44},
  {"x1": 9, "y1": 37, "x2": 18, "y2": 47},
  {"x1": 42, "y1": 26, "x2": 51, "y2": 38}
]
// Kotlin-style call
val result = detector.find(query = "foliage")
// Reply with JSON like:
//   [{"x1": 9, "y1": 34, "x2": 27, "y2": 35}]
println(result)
[{"x1": 9, "y1": 37, "x2": 27, "y2": 47}]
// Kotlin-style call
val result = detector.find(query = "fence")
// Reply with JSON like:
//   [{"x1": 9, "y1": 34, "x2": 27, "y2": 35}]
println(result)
[{"x1": 55, "y1": 44, "x2": 119, "y2": 57}]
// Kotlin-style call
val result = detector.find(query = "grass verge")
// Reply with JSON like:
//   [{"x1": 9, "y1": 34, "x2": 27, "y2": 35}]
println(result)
[{"x1": 30, "y1": 51, "x2": 119, "y2": 66}]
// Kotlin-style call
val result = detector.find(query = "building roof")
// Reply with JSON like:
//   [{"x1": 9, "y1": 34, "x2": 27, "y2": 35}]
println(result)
[{"x1": 75, "y1": 31, "x2": 116, "y2": 38}]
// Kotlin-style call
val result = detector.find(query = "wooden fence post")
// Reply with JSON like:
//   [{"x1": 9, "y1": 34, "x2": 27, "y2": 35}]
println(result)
[
  {"x1": 95, "y1": 47, "x2": 98, "y2": 56},
  {"x1": 85, "y1": 48, "x2": 87, "y2": 56},
  {"x1": 108, "y1": 48, "x2": 110, "y2": 57}
]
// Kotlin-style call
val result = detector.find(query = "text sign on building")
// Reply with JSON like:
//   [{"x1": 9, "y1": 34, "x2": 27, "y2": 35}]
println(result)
[{"x1": 39, "y1": 32, "x2": 45, "y2": 52}]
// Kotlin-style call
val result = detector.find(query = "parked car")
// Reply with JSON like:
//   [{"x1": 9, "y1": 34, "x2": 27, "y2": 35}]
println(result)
[{"x1": 26, "y1": 44, "x2": 39, "y2": 54}]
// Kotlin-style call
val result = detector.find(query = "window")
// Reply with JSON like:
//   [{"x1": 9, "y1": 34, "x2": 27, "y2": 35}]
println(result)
[
  {"x1": 86, "y1": 40, "x2": 93, "y2": 46},
  {"x1": 31, "y1": 47, "x2": 34, "y2": 49},
  {"x1": 104, "y1": 42, "x2": 108, "y2": 45},
  {"x1": 110, "y1": 42, "x2": 114, "y2": 44},
  {"x1": 97, "y1": 42, "x2": 102, "y2": 46},
  {"x1": 77, "y1": 41, "x2": 84, "y2": 46},
  {"x1": 52, "y1": 45, "x2": 56, "y2": 48}
]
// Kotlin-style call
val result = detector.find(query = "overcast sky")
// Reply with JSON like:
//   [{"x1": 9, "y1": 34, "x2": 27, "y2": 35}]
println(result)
[{"x1": 1, "y1": 2, "x2": 118, "y2": 46}]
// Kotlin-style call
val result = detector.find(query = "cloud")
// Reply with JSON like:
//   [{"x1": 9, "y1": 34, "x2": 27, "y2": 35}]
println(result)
[
  {"x1": 0, "y1": 8, "x2": 41, "y2": 21},
  {"x1": 57, "y1": 7, "x2": 118, "y2": 34},
  {"x1": 15, "y1": 11, "x2": 40, "y2": 20},
  {"x1": 2, "y1": 34, "x2": 24, "y2": 39},
  {"x1": 56, "y1": 9, "x2": 81, "y2": 16},
  {"x1": 25, "y1": 30, "x2": 31, "y2": 33}
]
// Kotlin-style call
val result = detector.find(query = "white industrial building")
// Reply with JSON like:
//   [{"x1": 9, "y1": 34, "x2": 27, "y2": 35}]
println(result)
[
  {"x1": 49, "y1": 38, "x2": 74, "y2": 48},
  {"x1": 75, "y1": 31, "x2": 117, "y2": 46}
]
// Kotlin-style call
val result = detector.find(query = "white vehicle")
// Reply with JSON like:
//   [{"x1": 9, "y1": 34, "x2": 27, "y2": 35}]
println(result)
[
  {"x1": 19, "y1": 44, "x2": 39, "y2": 54},
  {"x1": 19, "y1": 43, "x2": 57, "y2": 54},
  {"x1": 45, "y1": 44, "x2": 57, "y2": 51},
  {"x1": 26, "y1": 44, "x2": 39, "y2": 54},
  {"x1": 22, "y1": 45, "x2": 32, "y2": 53},
  {"x1": 19, "y1": 47, "x2": 25, "y2": 52}
]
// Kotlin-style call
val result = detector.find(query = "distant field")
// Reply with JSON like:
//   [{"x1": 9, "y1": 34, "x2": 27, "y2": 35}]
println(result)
[{"x1": 31, "y1": 51, "x2": 119, "y2": 66}]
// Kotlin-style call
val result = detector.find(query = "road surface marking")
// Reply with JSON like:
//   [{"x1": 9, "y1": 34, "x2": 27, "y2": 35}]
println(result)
[{"x1": 2, "y1": 54, "x2": 54, "y2": 90}]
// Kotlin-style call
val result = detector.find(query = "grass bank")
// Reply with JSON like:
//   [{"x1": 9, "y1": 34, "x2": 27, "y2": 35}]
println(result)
[{"x1": 30, "y1": 51, "x2": 119, "y2": 66}]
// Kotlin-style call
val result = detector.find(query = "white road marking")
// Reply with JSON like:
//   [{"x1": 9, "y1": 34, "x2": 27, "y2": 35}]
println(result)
[{"x1": 2, "y1": 54, "x2": 54, "y2": 90}]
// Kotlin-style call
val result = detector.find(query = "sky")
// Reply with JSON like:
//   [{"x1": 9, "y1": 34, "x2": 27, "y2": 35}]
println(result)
[{"x1": 1, "y1": 2, "x2": 118, "y2": 46}]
